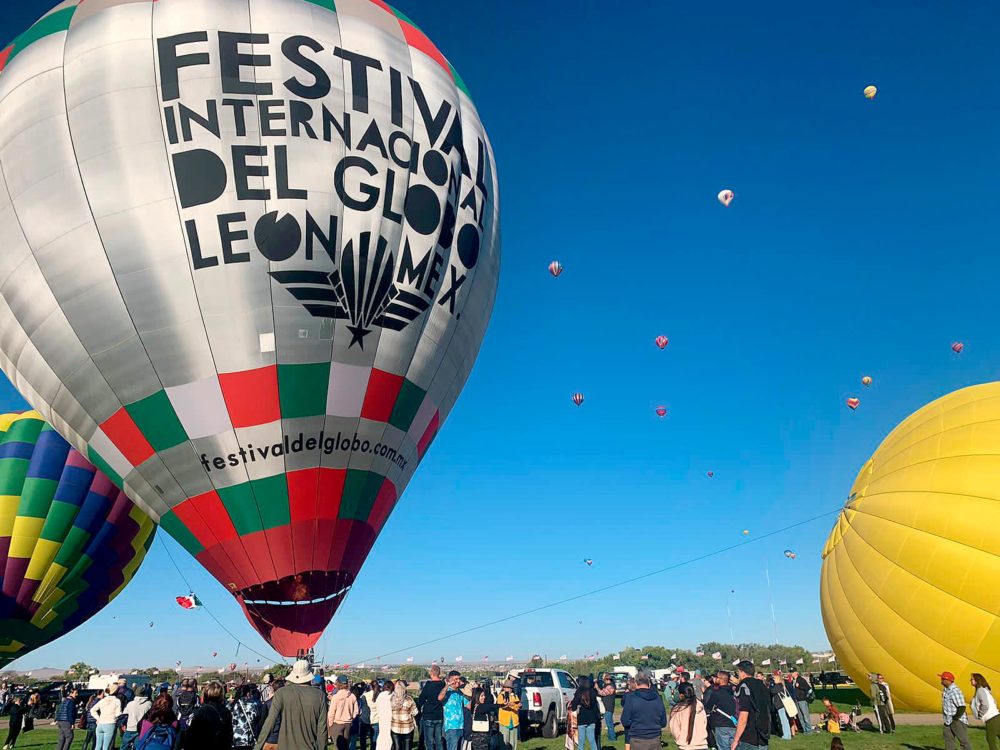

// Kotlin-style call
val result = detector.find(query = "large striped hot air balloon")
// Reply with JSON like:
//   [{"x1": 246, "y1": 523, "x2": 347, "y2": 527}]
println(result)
[
  {"x1": 821, "y1": 383, "x2": 1000, "y2": 711},
  {"x1": 0, "y1": 0, "x2": 499, "y2": 657},
  {"x1": 0, "y1": 411, "x2": 155, "y2": 668}
]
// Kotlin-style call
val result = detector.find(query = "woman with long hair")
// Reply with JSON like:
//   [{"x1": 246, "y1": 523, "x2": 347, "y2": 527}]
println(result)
[
  {"x1": 390, "y1": 681, "x2": 418, "y2": 750},
  {"x1": 570, "y1": 677, "x2": 600, "y2": 750},
  {"x1": 182, "y1": 681, "x2": 233, "y2": 750},
  {"x1": 374, "y1": 680, "x2": 395, "y2": 750},
  {"x1": 972, "y1": 674, "x2": 1000, "y2": 750},
  {"x1": 468, "y1": 685, "x2": 497, "y2": 750},
  {"x1": 362, "y1": 680, "x2": 382, "y2": 750},
  {"x1": 2, "y1": 696, "x2": 24, "y2": 749},
  {"x1": 668, "y1": 684, "x2": 708, "y2": 750}
]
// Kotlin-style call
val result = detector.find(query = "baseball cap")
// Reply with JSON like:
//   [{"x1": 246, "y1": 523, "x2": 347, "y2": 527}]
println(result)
[
  {"x1": 939, "y1": 671, "x2": 956, "y2": 682},
  {"x1": 336, "y1": 675, "x2": 349, "y2": 685}
]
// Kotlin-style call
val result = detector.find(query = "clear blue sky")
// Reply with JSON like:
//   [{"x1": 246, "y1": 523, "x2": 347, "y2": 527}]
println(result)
[{"x1": 3, "y1": 0, "x2": 1000, "y2": 671}]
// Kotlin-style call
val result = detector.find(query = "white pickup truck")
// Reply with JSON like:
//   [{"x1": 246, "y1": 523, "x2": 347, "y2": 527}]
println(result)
[{"x1": 510, "y1": 668, "x2": 578, "y2": 738}]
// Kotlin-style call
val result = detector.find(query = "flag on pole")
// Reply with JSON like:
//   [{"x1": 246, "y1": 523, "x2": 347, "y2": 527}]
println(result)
[
  {"x1": 559, "y1": 655, "x2": 568, "y2": 661},
  {"x1": 828, "y1": 655, "x2": 837, "y2": 663},
  {"x1": 613, "y1": 654, "x2": 621, "y2": 661},
  {"x1": 175, "y1": 593, "x2": 202, "y2": 609},
  {"x1": 641, "y1": 654, "x2": 650, "y2": 661},
  {"x1": 812, "y1": 659, "x2": 820, "y2": 664},
  {"x1": 732, "y1": 659, "x2": 740, "y2": 666},
  {"x1": 455, "y1": 656, "x2": 463, "y2": 663},
  {"x1": 505, "y1": 656, "x2": 514, "y2": 662},
  {"x1": 695, "y1": 651, "x2": 705, "y2": 657},
  {"x1": 711, "y1": 652, "x2": 722, "y2": 661},
  {"x1": 795, "y1": 658, "x2": 804, "y2": 665},
  {"x1": 406, "y1": 657, "x2": 414, "y2": 663},
  {"x1": 761, "y1": 659, "x2": 771, "y2": 666},
  {"x1": 779, "y1": 660, "x2": 787, "y2": 666},
  {"x1": 671, "y1": 654, "x2": 677, "y2": 659}
]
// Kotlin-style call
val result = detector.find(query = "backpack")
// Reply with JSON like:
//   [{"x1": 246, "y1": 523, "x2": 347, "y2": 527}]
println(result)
[
  {"x1": 136, "y1": 724, "x2": 177, "y2": 750},
  {"x1": 176, "y1": 691, "x2": 198, "y2": 728}
]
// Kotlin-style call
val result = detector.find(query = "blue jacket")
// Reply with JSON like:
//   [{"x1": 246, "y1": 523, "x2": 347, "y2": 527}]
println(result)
[
  {"x1": 55, "y1": 697, "x2": 76, "y2": 724},
  {"x1": 621, "y1": 688, "x2": 666, "y2": 740}
]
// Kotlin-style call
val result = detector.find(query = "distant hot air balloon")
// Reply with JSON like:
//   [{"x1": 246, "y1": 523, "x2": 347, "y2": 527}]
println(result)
[
  {"x1": 583, "y1": 558, "x2": 593, "y2": 567},
  {"x1": 655, "y1": 406, "x2": 667, "y2": 418},
  {"x1": 0, "y1": 0, "x2": 500, "y2": 658},
  {"x1": 862, "y1": 376, "x2": 873, "y2": 387},
  {"x1": 549, "y1": 261, "x2": 564, "y2": 278},
  {"x1": 847, "y1": 398, "x2": 861, "y2": 410},
  {"x1": 742, "y1": 530, "x2": 750, "y2": 537},
  {"x1": 864, "y1": 85, "x2": 878, "y2": 100},
  {"x1": 0, "y1": 411, "x2": 155, "y2": 669},
  {"x1": 211, "y1": 651, "x2": 218, "y2": 658},
  {"x1": 655, "y1": 336, "x2": 669, "y2": 350},
  {"x1": 952, "y1": 342, "x2": 965, "y2": 354},
  {"x1": 717, "y1": 189, "x2": 735, "y2": 207},
  {"x1": 227, "y1": 663, "x2": 237, "y2": 673},
  {"x1": 573, "y1": 393, "x2": 585, "y2": 407},
  {"x1": 707, "y1": 471, "x2": 715, "y2": 478},
  {"x1": 784, "y1": 550, "x2": 797, "y2": 560}
]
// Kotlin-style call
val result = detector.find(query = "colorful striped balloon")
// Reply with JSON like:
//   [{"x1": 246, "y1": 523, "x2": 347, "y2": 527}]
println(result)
[{"x1": 0, "y1": 412, "x2": 154, "y2": 668}]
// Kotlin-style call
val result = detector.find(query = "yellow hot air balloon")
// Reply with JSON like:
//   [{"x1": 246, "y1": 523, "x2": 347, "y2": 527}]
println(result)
[
  {"x1": 821, "y1": 382, "x2": 1000, "y2": 711},
  {"x1": 864, "y1": 85, "x2": 878, "y2": 100}
]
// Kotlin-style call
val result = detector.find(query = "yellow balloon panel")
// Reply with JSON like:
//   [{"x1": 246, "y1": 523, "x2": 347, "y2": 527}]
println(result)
[{"x1": 821, "y1": 382, "x2": 1000, "y2": 711}]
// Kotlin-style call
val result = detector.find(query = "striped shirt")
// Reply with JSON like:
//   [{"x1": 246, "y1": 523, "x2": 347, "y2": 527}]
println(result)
[{"x1": 943, "y1": 684, "x2": 968, "y2": 725}]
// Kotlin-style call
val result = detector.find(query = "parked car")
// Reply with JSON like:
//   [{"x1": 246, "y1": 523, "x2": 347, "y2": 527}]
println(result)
[
  {"x1": 817, "y1": 671, "x2": 852, "y2": 689},
  {"x1": 510, "y1": 668, "x2": 577, "y2": 739},
  {"x1": 597, "y1": 671, "x2": 630, "y2": 695}
]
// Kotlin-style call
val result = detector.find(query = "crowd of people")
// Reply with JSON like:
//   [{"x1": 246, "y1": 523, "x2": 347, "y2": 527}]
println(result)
[{"x1": 1, "y1": 663, "x2": 1000, "y2": 750}]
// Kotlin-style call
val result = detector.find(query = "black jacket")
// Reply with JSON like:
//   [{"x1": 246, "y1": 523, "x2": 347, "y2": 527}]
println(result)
[
  {"x1": 703, "y1": 686, "x2": 738, "y2": 729},
  {"x1": 181, "y1": 701, "x2": 233, "y2": 750},
  {"x1": 620, "y1": 688, "x2": 667, "y2": 740},
  {"x1": 417, "y1": 680, "x2": 445, "y2": 722}
]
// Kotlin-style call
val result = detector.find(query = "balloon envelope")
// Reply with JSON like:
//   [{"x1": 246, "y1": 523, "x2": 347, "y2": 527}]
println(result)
[
  {"x1": 549, "y1": 261, "x2": 563, "y2": 277},
  {"x1": 0, "y1": 0, "x2": 499, "y2": 656},
  {"x1": 717, "y1": 189, "x2": 734, "y2": 207},
  {"x1": 0, "y1": 411, "x2": 155, "y2": 668},
  {"x1": 655, "y1": 336, "x2": 668, "y2": 350},
  {"x1": 572, "y1": 393, "x2": 585, "y2": 406},
  {"x1": 864, "y1": 85, "x2": 878, "y2": 99},
  {"x1": 821, "y1": 382, "x2": 1000, "y2": 711}
]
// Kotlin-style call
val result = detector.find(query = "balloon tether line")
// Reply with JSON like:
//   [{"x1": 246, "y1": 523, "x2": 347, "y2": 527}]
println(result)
[{"x1": 349, "y1": 508, "x2": 841, "y2": 665}]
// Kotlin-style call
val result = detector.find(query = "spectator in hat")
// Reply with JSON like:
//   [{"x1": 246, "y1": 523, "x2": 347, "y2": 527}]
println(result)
[
  {"x1": 254, "y1": 661, "x2": 328, "y2": 750},
  {"x1": 329, "y1": 675, "x2": 360, "y2": 750},
  {"x1": 940, "y1": 671, "x2": 973, "y2": 750},
  {"x1": 496, "y1": 680, "x2": 521, "y2": 750}
]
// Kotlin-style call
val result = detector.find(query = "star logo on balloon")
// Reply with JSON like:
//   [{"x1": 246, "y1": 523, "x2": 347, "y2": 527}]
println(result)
[{"x1": 270, "y1": 232, "x2": 433, "y2": 350}]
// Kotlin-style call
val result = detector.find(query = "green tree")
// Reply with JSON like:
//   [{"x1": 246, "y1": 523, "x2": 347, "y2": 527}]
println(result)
[
  {"x1": 271, "y1": 664, "x2": 292, "y2": 680},
  {"x1": 397, "y1": 665, "x2": 427, "y2": 683},
  {"x1": 63, "y1": 662, "x2": 97, "y2": 682}
]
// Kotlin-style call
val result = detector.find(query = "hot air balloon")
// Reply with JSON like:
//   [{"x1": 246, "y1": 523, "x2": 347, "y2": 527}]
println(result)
[
  {"x1": 784, "y1": 550, "x2": 797, "y2": 560},
  {"x1": 0, "y1": 0, "x2": 500, "y2": 658},
  {"x1": 717, "y1": 190, "x2": 735, "y2": 207},
  {"x1": 549, "y1": 261, "x2": 564, "y2": 278},
  {"x1": 706, "y1": 471, "x2": 714, "y2": 478},
  {"x1": 573, "y1": 393, "x2": 585, "y2": 407},
  {"x1": 864, "y1": 85, "x2": 878, "y2": 100},
  {"x1": 227, "y1": 663, "x2": 238, "y2": 673},
  {"x1": 211, "y1": 651, "x2": 218, "y2": 658},
  {"x1": 847, "y1": 398, "x2": 860, "y2": 410},
  {"x1": 821, "y1": 382, "x2": 1000, "y2": 711},
  {"x1": 583, "y1": 558, "x2": 593, "y2": 567},
  {"x1": 862, "y1": 376, "x2": 873, "y2": 387},
  {"x1": 952, "y1": 342, "x2": 965, "y2": 354},
  {"x1": 742, "y1": 530, "x2": 750, "y2": 537},
  {"x1": 0, "y1": 411, "x2": 155, "y2": 669},
  {"x1": 655, "y1": 336, "x2": 669, "y2": 350},
  {"x1": 655, "y1": 406, "x2": 667, "y2": 418}
]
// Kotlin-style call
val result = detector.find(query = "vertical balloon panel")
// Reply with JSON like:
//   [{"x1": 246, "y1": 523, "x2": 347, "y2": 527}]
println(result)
[{"x1": 0, "y1": 0, "x2": 499, "y2": 656}]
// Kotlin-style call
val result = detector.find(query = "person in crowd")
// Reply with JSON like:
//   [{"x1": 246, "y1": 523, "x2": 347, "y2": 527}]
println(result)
[
  {"x1": 496, "y1": 679, "x2": 521, "y2": 750},
  {"x1": 830, "y1": 738, "x2": 844, "y2": 750},
  {"x1": 940, "y1": 671, "x2": 973, "y2": 750},
  {"x1": 704, "y1": 671, "x2": 738, "y2": 750},
  {"x1": 182, "y1": 681, "x2": 233, "y2": 750},
  {"x1": 92, "y1": 687, "x2": 124, "y2": 750},
  {"x1": 231, "y1": 684, "x2": 265, "y2": 750},
  {"x1": 81, "y1": 690, "x2": 103, "y2": 750},
  {"x1": 121, "y1": 685, "x2": 153, "y2": 749},
  {"x1": 620, "y1": 674, "x2": 666, "y2": 750},
  {"x1": 566, "y1": 701, "x2": 579, "y2": 750},
  {"x1": 876, "y1": 675, "x2": 895, "y2": 732},
  {"x1": 870, "y1": 674, "x2": 890, "y2": 733},
  {"x1": 374, "y1": 680, "x2": 395, "y2": 750},
  {"x1": 664, "y1": 674, "x2": 679, "y2": 707},
  {"x1": 55, "y1": 687, "x2": 79, "y2": 750},
  {"x1": 733, "y1": 661, "x2": 770, "y2": 750},
  {"x1": 692, "y1": 673, "x2": 706, "y2": 702},
  {"x1": 417, "y1": 666, "x2": 445, "y2": 750},
  {"x1": 138, "y1": 692, "x2": 179, "y2": 748},
  {"x1": 971, "y1": 673, "x2": 1000, "y2": 750},
  {"x1": 2, "y1": 696, "x2": 24, "y2": 750},
  {"x1": 789, "y1": 670, "x2": 812, "y2": 735},
  {"x1": 469, "y1": 685, "x2": 497, "y2": 750},
  {"x1": 362, "y1": 680, "x2": 382, "y2": 750},
  {"x1": 22, "y1": 693, "x2": 38, "y2": 734},
  {"x1": 176, "y1": 679, "x2": 200, "y2": 734},
  {"x1": 258, "y1": 678, "x2": 286, "y2": 750},
  {"x1": 670, "y1": 684, "x2": 708, "y2": 750},
  {"x1": 621, "y1": 677, "x2": 638, "y2": 750},
  {"x1": 260, "y1": 676, "x2": 274, "y2": 705},
  {"x1": 820, "y1": 698, "x2": 839, "y2": 734},
  {"x1": 598, "y1": 674, "x2": 617, "y2": 742},
  {"x1": 329, "y1": 675, "x2": 360, "y2": 750},
  {"x1": 350, "y1": 683, "x2": 365, "y2": 750},
  {"x1": 570, "y1": 676, "x2": 600, "y2": 750},
  {"x1": 438, "y1": 671, "x2": 471, "y2": 750},
  {"x1": 768, "y1": 672, "x2": 794, "y2": 740},
  {"x1": 389, "y1": 679, "x2": 418, "y2": 750}
]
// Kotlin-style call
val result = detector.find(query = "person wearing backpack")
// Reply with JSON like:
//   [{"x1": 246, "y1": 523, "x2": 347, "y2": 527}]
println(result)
[
  {"x1": 175, "y1": 679, "x2": 200, "y2": 738},
  {"x1": 137, "y1": 693, "x2": 179, "y2": 750},
  {"x1": 733, "y1": 661, "x2": 770, "y2": 750},
  {"x1": 704, "y1": 672, "x2": 738, "y2": 750},
  {"x1": 182, "y1": 681, "x2": 233, "y2": 750}
]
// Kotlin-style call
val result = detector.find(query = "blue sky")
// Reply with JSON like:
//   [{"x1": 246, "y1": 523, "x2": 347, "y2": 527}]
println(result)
[{"x1": 4, "y1": 0, "x2": 1000, "y2": 671}]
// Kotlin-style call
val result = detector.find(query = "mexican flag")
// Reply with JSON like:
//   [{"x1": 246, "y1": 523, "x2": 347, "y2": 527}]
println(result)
[{"x1": 176, "y1": 593, "x2": 202, "y2": 610}]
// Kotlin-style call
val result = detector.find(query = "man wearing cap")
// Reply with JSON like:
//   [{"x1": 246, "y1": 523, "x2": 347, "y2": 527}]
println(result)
[
  {"x1": 940, "y1": 672, "x2": 973, "y2": 750},
  {"x1": 255, "y1": 660, "x2": 328, "y2": 750},
  {"x1": 329, "y1": 675, "x2": 360, "y2": 750}
]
